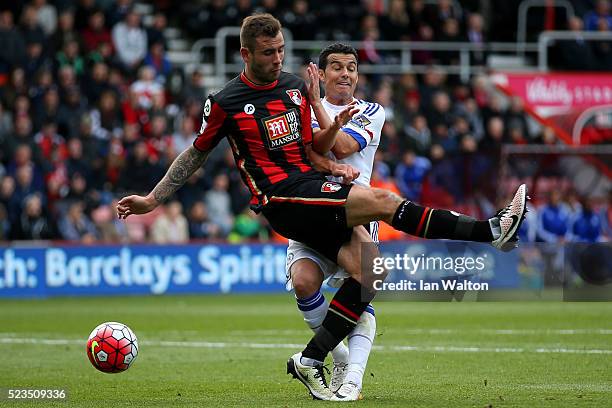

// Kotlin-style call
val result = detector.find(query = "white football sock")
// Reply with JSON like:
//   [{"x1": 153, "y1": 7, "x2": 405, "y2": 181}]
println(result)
[
  {"x1": 344, "y1": 305, "x2": 376, "y2": 389},
  {"x1": 296, "y1": 290, "x2": 349, "y2": 362}
]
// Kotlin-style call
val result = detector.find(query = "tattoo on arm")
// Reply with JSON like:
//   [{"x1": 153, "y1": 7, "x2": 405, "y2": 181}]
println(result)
[{"x1": 152, "y1": 146, "x2": 209, "y2": 204}]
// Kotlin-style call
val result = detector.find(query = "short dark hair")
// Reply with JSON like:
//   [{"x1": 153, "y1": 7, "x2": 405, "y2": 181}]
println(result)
[
  {"x1": 240, "y1": 13, "x2": 282, "y2": 52},
  {"x1": 318, "y1": 43, "x2": 359, "y2": 70}
]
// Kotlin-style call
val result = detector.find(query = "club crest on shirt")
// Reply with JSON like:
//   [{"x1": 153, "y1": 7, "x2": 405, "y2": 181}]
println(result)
[
  {"x1": 321, "y1": 181, "x2": 342, "y2": 193},
  {"x1": 286, "y1": 89, "x2": 302, "y2": 106},
  {"x1": 349, "y1": 114, "x2": 371, "y2": 129},
  {"x1": 261, "y1": 109, "x2": 301, "y2": 150}
]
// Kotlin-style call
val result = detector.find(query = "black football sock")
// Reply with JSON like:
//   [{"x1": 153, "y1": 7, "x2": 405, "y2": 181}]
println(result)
[
  {"x1": 301, "y1": 278, "x2": 375, "y2": 364},
  {"x1": 391, "y1": 200, "x2": 494, "y2": 242}
]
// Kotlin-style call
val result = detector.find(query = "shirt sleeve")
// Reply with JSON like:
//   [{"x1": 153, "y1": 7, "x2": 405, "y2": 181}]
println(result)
[
  {"x1": 310, "y1": 105, "x2": 320, "y2": 130},
  {"x1": 194, "y1": 95, "x2": 228, "y2": 152},
  {"x1": 301, "y1": 84, "x2": 313, "y2": 145},
  {"x1": 340, "y1": 103, "x2": 385, "y2": 151}
]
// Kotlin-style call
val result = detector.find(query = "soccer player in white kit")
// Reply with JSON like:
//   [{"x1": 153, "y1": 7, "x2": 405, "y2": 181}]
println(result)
[{"x1": 286, "y1": 43, "x2": 385, "y2": 401}]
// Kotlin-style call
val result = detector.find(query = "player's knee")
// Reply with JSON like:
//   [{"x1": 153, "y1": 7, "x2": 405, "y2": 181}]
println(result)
[
  {"x1": 291, "y1": 261, "x2": 323, "y2": 298},
  {"x1": 371, "y1": 188, "x2": 404, "y2": 218}
]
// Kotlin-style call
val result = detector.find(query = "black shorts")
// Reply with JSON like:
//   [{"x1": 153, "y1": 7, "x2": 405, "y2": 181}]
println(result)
[{"x1": 261, "y1": 176, "x2": 353, "y2": 263}]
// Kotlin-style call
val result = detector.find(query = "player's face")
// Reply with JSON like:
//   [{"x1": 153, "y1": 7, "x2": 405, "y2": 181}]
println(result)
[
  {"x1": 320, "y1": 53, "x2": 358, "y2": 103},
  {"x1": 243, "y1": 32, "x2": 285, "y2": 84}
]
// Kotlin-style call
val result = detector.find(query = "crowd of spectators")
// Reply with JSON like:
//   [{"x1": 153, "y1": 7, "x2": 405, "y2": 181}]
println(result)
[{"x1": 0, "y1": 0, "x2": 609, "y2": 244}]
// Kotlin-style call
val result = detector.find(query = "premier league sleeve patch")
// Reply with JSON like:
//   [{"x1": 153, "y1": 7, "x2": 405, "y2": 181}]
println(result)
[{"x1": 349, "y1": 114, "x2": 371, "y2": 130}]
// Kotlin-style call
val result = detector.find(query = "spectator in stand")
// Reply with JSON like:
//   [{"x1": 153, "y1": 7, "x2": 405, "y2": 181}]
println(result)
[
  {"x1": 379, "y1": 0, "x2": 411, "y2": 42},
  {"x1": 23, "y1": 38, "x2": 47, "y2": 80},
  {"x1": 105, "y1": 0, "x2": 133, "y2": 28},
  {"x1": 49, "y1": 8, "x2": 78, "y2": 55},
  {"x1": 10, "y1": 193, "x2": 56, "y2": 240},
  {"x1": 480, "y1": 116, "x2": 505, "y2": 154},
  {"x1": 1, "y1": 67, "x2": 28, "y2": 112},
  {"x1": 404, "y1": 114, "x2": 432, "y2": 157},
  {"x1": 557, "y1": 16, "x2": 595, "y2": 70},
  {"x1": 58, "y1": 200, "x2": 98, "y2": 243},
  {"x1": 56, "y1": 40, "x2": 85, "y2": 77},
  {"x1": 185, "y1": 0, "x2": 234, "y2": 39},
  {"x1": 204, "y1": 173, "x2": 234, "y2": 237},
  {"x1": 56, "y1": 86, "x2": 86, "y2": 139},
  {"x1": 19, "y1": 4, "x2": 46, "y2": 48},
  {"x1": 0, "y1": 203, "x2": 9, "y2": 241},
  {"x1": 592, "y1": 16, "x2": 612, "y2": 71},
  {"x1": 0, "y1": 176, "x2": 18, "y2": 225},
  {"x1": 130, "y1": 66, "x2": 163, "y2": 110},
  {"x1": 90, "y1": 90, "x2": 122, "y2": 141},
  {"x1": 281, "y1": 0, "x2": 316, "y2": 42},
  {"x1": 31, "y1": 0, "x2": 57, "y2": 37},
  {"x1": 187, "y1": 201, "x2": 220, "y2": 240},
  {"x1": 91, "y1": 200, "x2": 128, "y2": 243},
  {"x1": 143, "y1": 41, "x2": 172, "y2": 83},
  {"x1": 33, "y1": 120, "x2": 67, "y2": 165},
  {"x1": 0, "y1": 101, "x2": 13, "y2": 143},
  {"x1": 172, "y1": 116, "x2": 196, "y2": 157},
  {"x1": 0, "y1": 10, "x2": 26, "y2": 72},
  {"x1": 146, "y1": 11, "x2": 167, "y2": 48},
  {"x1": 81, "y1": 8, "x2": 112, "y2": 56},
  {"x1": 228, "y1": 210, "x2": 269, "y2": 243},
  {"x1": 466, "y1": 12, "x2": 486, "y2": 65},
  {"x1": 150, "y1": 200, "x2": 189, "y2": 243},
  {"x1": 111, "y1": 8, "x2": 147, "y2": 74},
  {"x1": 118, "y1": 141, "x2": 162, "y2": 194},
  {"x1": 394, "y1": 149, "x2": 431, "y2": 201},
  {"x1": 83, "y1": 61, "x2": 112, "y2": 104},
  {"x1": 537, "y1": 190, "x2": 571, "y2": 243},
  {"x1": 584, "y1": 0, "x2": 612, "y2": 31},
  {"x1": 180, "y1": 70, "x2": 207, "y2": 106},
  {"x1": 569, "y1": 197, "x2": 604, "y2": 242},
  {"x1": 436, "y1": 18, "x2": 462, "y2": 65}
]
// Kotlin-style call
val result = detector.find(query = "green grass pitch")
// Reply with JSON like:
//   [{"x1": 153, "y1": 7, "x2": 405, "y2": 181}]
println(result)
[{"x1": 0, "y1": 294, "x2": 610, "y2": 407}]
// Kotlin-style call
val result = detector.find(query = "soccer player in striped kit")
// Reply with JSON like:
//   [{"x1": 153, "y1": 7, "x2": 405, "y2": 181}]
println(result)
[{"x1": 117, "y1": 13, "x2": 528, "y2": 402}]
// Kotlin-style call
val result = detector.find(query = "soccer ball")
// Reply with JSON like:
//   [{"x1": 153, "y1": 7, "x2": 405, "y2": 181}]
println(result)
[{"x1": 86, "y1": 322, "x2": 138, "y2": 373}]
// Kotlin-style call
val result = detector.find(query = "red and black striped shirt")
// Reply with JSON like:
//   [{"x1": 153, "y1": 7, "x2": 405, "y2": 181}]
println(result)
[{"x1": 194, "y1": 71, "x2": 318, "y2": 208}]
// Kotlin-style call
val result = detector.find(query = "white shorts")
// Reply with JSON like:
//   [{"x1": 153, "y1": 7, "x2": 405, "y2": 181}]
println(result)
[{"x1": 285, "y1": 221, "x2": 379, "y2": 291}]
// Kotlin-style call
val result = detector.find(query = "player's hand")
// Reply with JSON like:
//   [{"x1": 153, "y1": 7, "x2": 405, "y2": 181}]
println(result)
[
  {"x1": 333, "y1": 101, "x2": 359, "y2": 128},
  {"x1": 331, "y1": 163, "x2": 360, "y2": 184},
  {"x1": 306, "y1": 62, "x2": 321, "y2": 103},
  {"x1": 116, "y1": 194, "x2": 158, "y2": 219}
]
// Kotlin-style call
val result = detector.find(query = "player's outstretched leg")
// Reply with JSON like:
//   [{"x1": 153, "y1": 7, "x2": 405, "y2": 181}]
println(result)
[
  {"x1": 331, "y1": 305, "x2": 376, "y2": 402},
  {"x1": 345, "y1": 184, "x2": 528, "y2": 248}
]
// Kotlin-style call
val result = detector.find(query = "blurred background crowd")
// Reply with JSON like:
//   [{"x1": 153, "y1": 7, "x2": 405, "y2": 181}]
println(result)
[{"x1": 0, "y1": 0, "x2": 610, "y2": 245}]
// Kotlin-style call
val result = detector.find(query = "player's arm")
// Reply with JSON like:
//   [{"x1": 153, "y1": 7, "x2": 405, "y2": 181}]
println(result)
[
  {"x1": 332, "y1": 105, "x2": 385, "y2": 159},
  {"x1": 306, "y1": 144, "x2": 359, "y2": 184},
  {"x1": 306, "y1": 62, "x2": 358, "y2": 155},
  {"x1": 118, "y1": 95, "x2": 225, "y2": 219},
  {"x1": 117, "y1": 146, "x2": 210, "y2": 218}
]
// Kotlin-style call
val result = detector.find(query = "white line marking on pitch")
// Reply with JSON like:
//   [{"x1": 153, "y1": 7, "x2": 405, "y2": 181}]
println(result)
[
  {"x1": 228, "y1": 328, "x2": 612, "y2": 336},
  {"x1": 1, "y1": 337, "x2": 611, "y2": 355}
]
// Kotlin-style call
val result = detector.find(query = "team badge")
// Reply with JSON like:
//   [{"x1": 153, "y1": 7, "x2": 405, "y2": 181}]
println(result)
[
  {"x1": 244, "y1": 103, "x2": 255, "y2": 114},
  {"x1": 321, "y1": 182, "x2": 342, "y2": 193},
  {"x1": 286, "y1": 89, "x2": 302, "y2": 106}
]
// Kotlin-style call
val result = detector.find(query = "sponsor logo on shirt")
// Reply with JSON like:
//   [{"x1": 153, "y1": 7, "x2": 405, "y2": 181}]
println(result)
[{"x1": 262, "y1": 109, "x2": 301, "y2": 150}]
